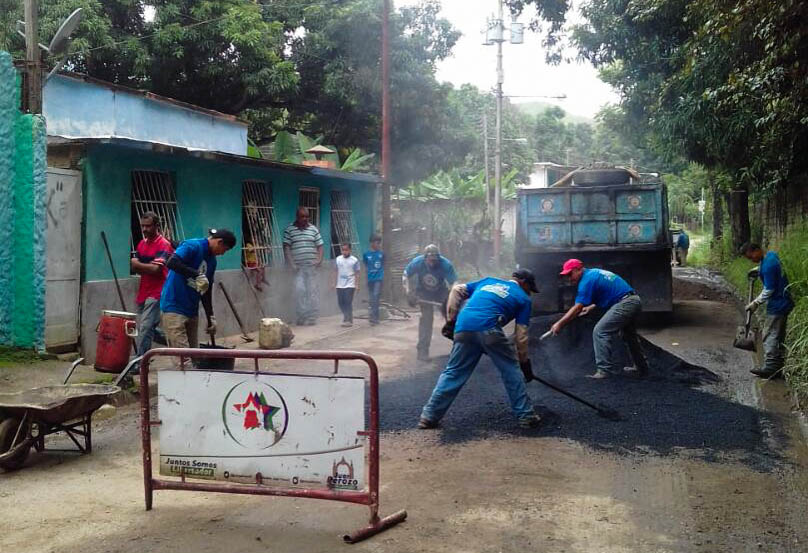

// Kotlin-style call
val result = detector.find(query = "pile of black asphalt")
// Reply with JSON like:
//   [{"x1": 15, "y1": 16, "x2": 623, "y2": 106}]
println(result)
[{"x1": 379, "y1": 314, "x2": 783, "y2": 470}]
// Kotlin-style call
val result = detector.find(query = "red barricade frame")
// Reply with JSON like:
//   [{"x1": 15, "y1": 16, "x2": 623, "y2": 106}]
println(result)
[{"x1": 139, "y1": 348, "x2": 407, "y2": 543}]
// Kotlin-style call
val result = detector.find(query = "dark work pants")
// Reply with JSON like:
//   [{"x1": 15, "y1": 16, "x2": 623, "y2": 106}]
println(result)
[
  {"x1": 337, "y1": 288, "x2": 355, "y2": 323},
  {"x1": 592, "y1": 295, "x2": 649, "y2": 372}
]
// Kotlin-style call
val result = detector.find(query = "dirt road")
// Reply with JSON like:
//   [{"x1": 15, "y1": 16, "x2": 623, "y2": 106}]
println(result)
[{"x1": 2, "y1": 275, "x2": 807, "y2": 553}]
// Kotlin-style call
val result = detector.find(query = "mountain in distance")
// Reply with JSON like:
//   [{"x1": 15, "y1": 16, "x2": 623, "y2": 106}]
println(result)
[{"x1": 512, "y1": 101, "x2": 594, "y2": 125}]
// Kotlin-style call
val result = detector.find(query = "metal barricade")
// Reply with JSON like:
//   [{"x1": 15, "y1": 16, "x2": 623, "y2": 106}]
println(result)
[{"x1": 139, "y1": 348, "x2": 407, "y2": 543}]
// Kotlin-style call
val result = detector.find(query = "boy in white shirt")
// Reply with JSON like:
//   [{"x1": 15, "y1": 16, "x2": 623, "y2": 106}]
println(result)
[{"x1": 332, "y1": 243, "x2": 360, "y2": 326}]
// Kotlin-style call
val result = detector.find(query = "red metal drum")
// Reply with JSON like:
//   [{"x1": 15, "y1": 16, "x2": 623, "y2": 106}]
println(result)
[{"x1": 94, "y1": 310, "x2": 137, "y2": 373}]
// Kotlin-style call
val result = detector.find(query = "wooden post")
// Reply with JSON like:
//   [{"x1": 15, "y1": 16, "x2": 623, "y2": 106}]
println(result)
[
  {"x1": 381, "y1": 0, "x2": 392, "y2": 300},
  {"x1": 24, "y1": 0, "x2": 42, "y2": 114}
]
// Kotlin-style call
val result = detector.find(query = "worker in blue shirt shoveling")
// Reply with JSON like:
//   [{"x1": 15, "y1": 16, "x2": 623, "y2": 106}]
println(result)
[
  {"x1": 550, "y1": 259, "x2": 650, "y2": 379},
  {"x1": 418, "y1": 268, "x2": 543, "y2": 430},
  {"x1": 740, "y1": 243, "x2": 794, "y2": 379}
]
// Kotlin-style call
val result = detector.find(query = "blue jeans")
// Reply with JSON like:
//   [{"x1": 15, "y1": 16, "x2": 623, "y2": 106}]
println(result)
[
  {"x1": 367, "y1": 280, "x2": 383, "y2": 323},
  {"x1": 420, "y1": 328, "x2": 535, "y2": 423},
  {"x1": 136, "y1": 298, "x2": 161, "y2": 356},
  {"x1": 336, "y1": 287, "x2": 355, "y2": 322},
  {"x1": 593, "y1": 295, "x2": 648, "y2": 372},
  {"x1": 294, "y1": 266, "x2": 319, "y2": 323}
]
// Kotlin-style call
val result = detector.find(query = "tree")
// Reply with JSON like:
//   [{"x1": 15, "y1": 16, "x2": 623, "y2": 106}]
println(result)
[{"x1": 0, "y1": 0, "x2": 298, "y2": 114}]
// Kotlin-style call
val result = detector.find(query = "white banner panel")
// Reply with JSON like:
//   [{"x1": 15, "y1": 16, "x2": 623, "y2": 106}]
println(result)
[{"x1": 158, "y1": 370, "x2": 366, "y2": 490}]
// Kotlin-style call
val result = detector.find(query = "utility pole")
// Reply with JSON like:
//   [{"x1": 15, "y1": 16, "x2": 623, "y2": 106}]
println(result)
[
  {"x1": 493, "y1": 0, "x2": 504, "y2": 267},
  {"x1": 24, "y1": 0, "x2": 42, "y2": 113},
  {"x1": 381, "y1": 0, "x2": 392, "y2": 299},
  {"x1": 483, "y1": 110, "x2": 490, "y2": 215},
  {"x1": 483, "y1": 0, "x2": 522, "y2": 266}
]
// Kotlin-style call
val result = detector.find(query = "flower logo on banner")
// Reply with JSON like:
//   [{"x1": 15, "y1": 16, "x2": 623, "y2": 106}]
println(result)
[{"x1": 222, "y1": 381, "x2": 289, "y2": 449}]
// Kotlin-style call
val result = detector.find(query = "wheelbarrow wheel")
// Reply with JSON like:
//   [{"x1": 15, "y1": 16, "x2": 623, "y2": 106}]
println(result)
[{"x1": 0, "y1": 417, "x2": 32, "y2": 471}]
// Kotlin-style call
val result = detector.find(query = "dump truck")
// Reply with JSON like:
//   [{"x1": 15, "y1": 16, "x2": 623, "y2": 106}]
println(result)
[{"x1": 515, "y1": 167, "x2": 673, "y2": 313}]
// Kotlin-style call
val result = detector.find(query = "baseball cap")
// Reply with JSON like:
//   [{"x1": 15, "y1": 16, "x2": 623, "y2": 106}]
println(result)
[
  {"x1": 559, "y1": 258, "x2": 583, "y2": 275},
  {"x1": 512, "y1": 267, "x2": 539, "y2": 293}
]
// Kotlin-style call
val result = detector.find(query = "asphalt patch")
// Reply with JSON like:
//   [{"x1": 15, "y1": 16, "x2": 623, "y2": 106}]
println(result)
[{"x1": 380, "y1": 314, "x2": 783, "y2": 471}]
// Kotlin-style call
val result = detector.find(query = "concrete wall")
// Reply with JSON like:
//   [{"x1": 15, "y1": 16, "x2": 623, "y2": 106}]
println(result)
[
  {"x1": 80, "y1": 268, "x2": 369, "y2": 362},
  {"x1": 77, "y1": 144, "x2": 376, "y2": 362},
  {"x1": 44, "y1": 75, "x2": 248, "y2": 155},
  {"x1": 0, "y1": 51, "x2": 47, "y2": 349}
]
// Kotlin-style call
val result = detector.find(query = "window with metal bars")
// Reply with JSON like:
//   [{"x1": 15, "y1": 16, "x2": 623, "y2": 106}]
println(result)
[
  {"x1": 298, "y1": 188, "x2": 320, "y2": 229},
  {"x1": 330, "y1": 190, "x2": 360, "y2": 258},
  {"x1": 130, "y1": 170, "x2": 184, "y2": 261},
  {"x1": 242, "y1": 180, "x2": 283, "y2": 267}
]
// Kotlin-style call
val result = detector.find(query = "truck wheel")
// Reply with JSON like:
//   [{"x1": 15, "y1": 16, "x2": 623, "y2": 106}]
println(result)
[
  {"x1": 0, "y1": 417, "x2": 32, "y2": 471},
  {"x1": 573, "y1": 169, "x2": 631, "y2": 186}
]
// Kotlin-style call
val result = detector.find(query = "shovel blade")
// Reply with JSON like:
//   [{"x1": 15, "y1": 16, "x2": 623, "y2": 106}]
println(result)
[{"x1": 733, "y1": 325, "x2": 756, "y2": 352}]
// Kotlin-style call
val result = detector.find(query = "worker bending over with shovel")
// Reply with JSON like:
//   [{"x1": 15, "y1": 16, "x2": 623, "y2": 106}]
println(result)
[
  {"x1": 550, "y1": 259, "x2": 649, "y2": 379},
  {"x1": 418, "y1": 268, "x2": 543, "y2": 429},
  {"x1": 740, "y1": 243, "x2": 794, "y2": 378},
  {"x1": 160, "y1": 229, "x2": 236, "y2": 358}
]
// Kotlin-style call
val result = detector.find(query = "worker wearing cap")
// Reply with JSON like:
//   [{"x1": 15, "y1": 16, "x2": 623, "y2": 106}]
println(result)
[
  {"x1": 550, "y1": 259, "x2": 649, "y2": 379},
  {"x1": 418, "y1": 268, "x2": 542, "y2": 429},
  {"x1": 403, "y1": 244, "x2": 457, "y2": 361}
]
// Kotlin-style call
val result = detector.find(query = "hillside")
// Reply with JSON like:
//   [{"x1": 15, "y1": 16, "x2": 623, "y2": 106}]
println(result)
[{"x1": 512, "y1": 101, "x2": 594, "y2": 125}]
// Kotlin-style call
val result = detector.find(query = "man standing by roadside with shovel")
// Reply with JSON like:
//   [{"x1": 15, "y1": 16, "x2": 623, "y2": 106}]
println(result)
[
  {"x1": 418, "y1": 268, "x2": 543, "y2": 429},
  {"x1": 130, "y1": 212, "x2": 174, "y2": 368},
  {"x1": 160, "y1": 229, "x2": 236, "y2": 355},
  {"x1": 550, "y1": 259, "x2": 649, "y2": 379},
  {"x1": 740, "y1": 243, "x2": 794, "y2": 378},
  {"x1": 403, "y1": 244, "x2": 457, "y2": 361}
]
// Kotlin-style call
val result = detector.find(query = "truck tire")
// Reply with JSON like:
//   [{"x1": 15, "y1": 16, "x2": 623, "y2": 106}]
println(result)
[{"x1": 572, "y1": 169, "x2": 631, "y2": 186}]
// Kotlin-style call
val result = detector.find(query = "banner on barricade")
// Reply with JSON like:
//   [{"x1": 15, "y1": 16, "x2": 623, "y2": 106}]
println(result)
[{"x1": 158, "y1": 371, "x2": 366, "y2": 490}]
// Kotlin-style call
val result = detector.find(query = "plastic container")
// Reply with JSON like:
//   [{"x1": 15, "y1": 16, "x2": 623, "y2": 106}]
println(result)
[
  {"x1": 259, "y1": 318, "x2": 286, "y2": 349},
  {"x1": 94, "y1": 310, "x2": 137, "y2": 373}
]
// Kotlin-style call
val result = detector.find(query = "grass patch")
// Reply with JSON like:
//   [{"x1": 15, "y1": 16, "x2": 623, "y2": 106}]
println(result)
[
  {"x1": 0, "y1": 346, "x2": 44, "y2": 367},
  {"x1": 684, "y1": 231, "x2": 711, "y2": 267}
]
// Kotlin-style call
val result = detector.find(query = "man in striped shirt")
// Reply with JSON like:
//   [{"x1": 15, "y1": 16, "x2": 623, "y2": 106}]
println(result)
[{"x1": 283, "y1": 207, "x2": 324, "y2": 325}]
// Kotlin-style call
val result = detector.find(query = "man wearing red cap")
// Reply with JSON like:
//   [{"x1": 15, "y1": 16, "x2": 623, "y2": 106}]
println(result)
[{"x1": 550, "y1": 259, "x2": 649, "y2": 379}]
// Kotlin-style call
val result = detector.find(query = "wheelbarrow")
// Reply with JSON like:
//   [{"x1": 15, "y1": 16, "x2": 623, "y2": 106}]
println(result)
[{"x1": 0, "y1": 359, "x2": 120, "y2": 471}]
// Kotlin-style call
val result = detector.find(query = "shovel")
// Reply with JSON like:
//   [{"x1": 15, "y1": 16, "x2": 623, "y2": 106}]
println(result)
[{"x1": 733, "y1": 275, "x2": 757, "y2": 352}]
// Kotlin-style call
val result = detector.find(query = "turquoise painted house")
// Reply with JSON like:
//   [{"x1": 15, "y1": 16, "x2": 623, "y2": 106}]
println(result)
[{"x1": 44, "y1": 74, "x2": 379, "y2": 361}]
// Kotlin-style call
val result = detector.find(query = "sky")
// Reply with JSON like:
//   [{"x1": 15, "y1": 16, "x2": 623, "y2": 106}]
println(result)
[{"x1": 397, "y1": 0, "x2": 620, "y2": 120}]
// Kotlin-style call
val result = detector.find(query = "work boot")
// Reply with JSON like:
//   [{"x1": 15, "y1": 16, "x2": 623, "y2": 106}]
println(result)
[
  {"x1": 622, "y1": 366, "x2": 648, "y2": 378},
  {"x1": 417, "y1": 350, "x2": 430, "y2": 362},
  {"x1": 586, "y1": 369, "x2": 610, "y2": 379},
  {"x1": 750, "y1": 367, "x2": 782, "y2": 379},
  {"x1": 518, "y1": 414, "x2": 543, "y2": 429},
  {"x1": 418, "y1": 417, "x2": 439, "y2": 429}
]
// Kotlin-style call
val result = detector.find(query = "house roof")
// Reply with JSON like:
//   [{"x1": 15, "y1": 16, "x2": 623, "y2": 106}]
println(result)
[
  {"x1": 47, "y1": 136, "x2": 381, "y2": 184},
  {"x1": 55, "y1": 71, "x2": 248, "y2": 126}
]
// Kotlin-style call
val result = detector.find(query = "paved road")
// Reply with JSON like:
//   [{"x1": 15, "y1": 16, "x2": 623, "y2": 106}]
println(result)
[{"x1": 1, "y1": 279, "x2": 807, "y2": 553}]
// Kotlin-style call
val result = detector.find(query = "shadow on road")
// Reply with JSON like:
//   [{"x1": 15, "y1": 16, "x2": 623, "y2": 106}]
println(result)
[{"x1": 380, "y1": 314, "x2": 784, "y2": 471}]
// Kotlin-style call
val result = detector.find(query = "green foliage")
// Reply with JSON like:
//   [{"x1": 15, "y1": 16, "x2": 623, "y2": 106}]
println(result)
[
  {"x1": 664, "y1": 163, "x2": 709, "y2": 227},
  {"x1": 267, "y1": 130, "x2": 373, "y2": 172}
]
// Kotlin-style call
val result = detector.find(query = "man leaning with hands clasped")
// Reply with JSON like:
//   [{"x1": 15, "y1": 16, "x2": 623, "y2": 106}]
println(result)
[{"x1": 418, "y1": 268, "x2": 543, "y2": 430}]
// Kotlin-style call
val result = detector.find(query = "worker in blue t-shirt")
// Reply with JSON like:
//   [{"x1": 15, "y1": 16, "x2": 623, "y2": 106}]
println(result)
[
  {"x1": 675, "y1": 230, "x2": 690, "y2": 266},
  {"x1": 740, "y1": 243, "x2": 794, "y2": 378},
  {"x1": 418, "y1": 268, "x2": 542, "y2": 429},
  {"x1": 550, "y1": 259, "x2": 649, "y2": 379},
  {"x1": 161, "y1": 229, "x2": 236, "y2": 355},
  {"x1": 362, "y1": 234, "x2": 384, "y2": 326},
  {"x1": 403, "y1": 244, "x2": 457, "y2": 361}
]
